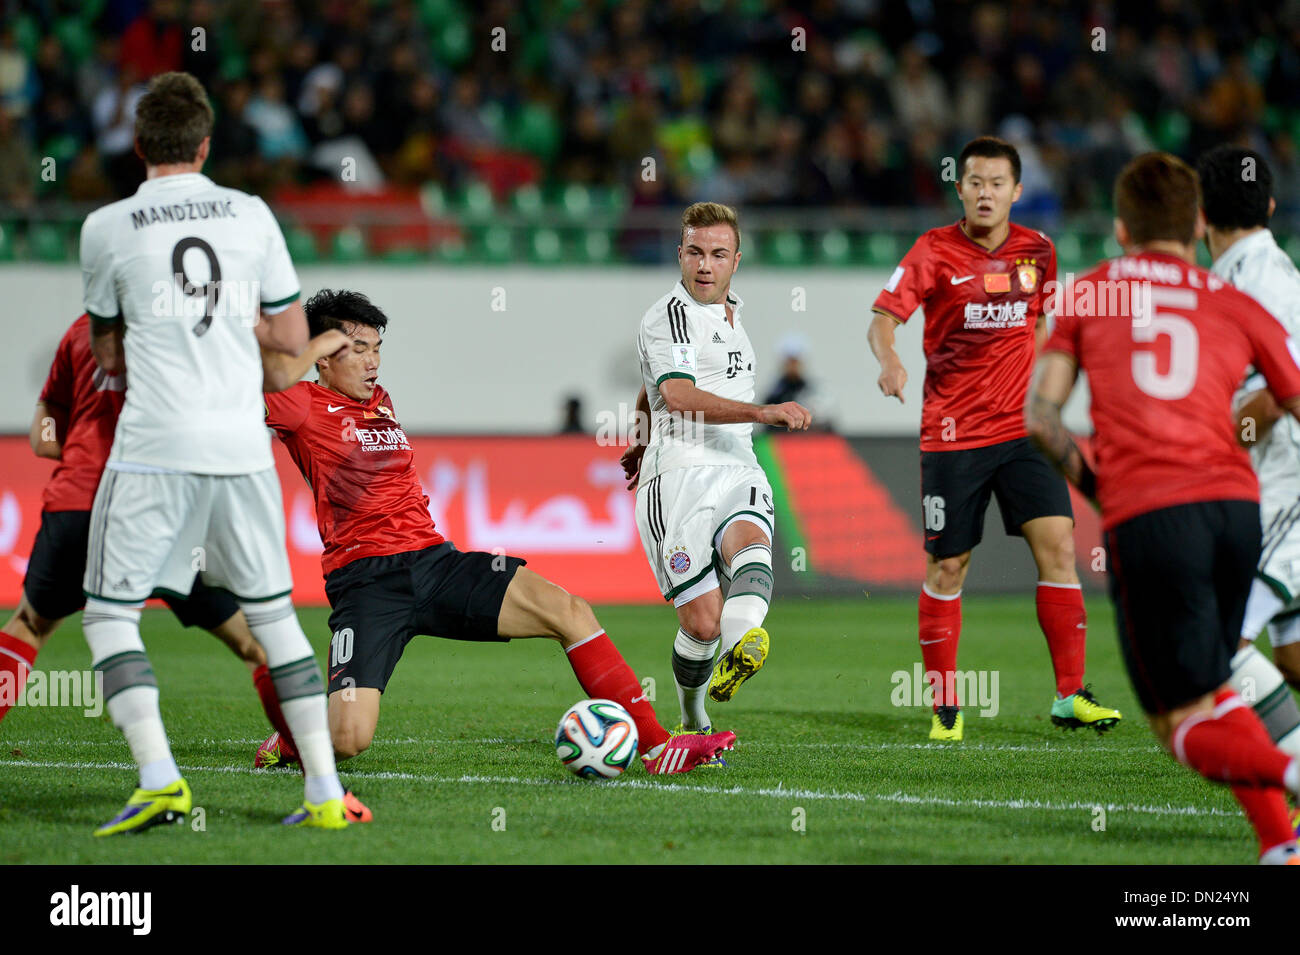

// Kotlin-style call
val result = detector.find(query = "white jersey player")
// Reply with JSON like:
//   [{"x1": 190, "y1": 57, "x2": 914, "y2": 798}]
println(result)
[
  {"x1": 1200, "y1": 145, "x2": 1300, "y2": 758},
  {"x1": 621, "y1": 202, "x2": 811, "y2": 739},
  {"x1": 78, "y1": 72, "x2": 349, "y2": 833}
]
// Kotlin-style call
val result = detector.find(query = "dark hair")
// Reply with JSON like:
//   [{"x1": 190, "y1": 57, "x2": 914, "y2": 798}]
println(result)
[
  {"x1": 1114, "y1": 152, "x2": 1200, "y2": 245},
  {"x1": 958, "y1": 136, "x2": 1021, "y2": 183},
  {"x1": 1196, "y1": 144, "x2": 1273, "y2": 231},
  {"x1": 305, "y1": 288, "x2": 389, "y2": 338},
  {"x1": 134, "y1": 72, "x2": 214, "y2": 165}
]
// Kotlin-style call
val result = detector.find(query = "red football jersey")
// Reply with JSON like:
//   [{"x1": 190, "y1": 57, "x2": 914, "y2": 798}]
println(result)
[
  {"x1": 38, "y1": 314, "x2": 126, "y2": 512},
  {"x1": 265, "y1": 381, "x2": 444, "y2": 577},
  {"x1": 874, "y1": 220, "x2": 1057, "y2": 451},
  {"x1": 1046, "y1": 251, "x2": 1300, "y2": 530}
]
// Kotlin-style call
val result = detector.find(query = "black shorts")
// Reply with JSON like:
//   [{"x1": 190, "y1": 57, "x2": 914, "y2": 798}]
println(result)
[
  {"x1": 920, "y1": 437, "x2": 1073, "y2": 558},
  {"x1": 25, "y1": 509, "x2": 239, "y2": 629},
  {"x1": 1105, "y1": 500, "x2": 1260, "y2": 715},
  {"x1": 323, "y1": 541, "x2": 526, "y2": 694}
]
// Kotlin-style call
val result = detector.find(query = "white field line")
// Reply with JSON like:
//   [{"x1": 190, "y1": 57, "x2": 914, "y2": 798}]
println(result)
[
  {"x1": 0, "y1": 737, "x2": 1162, "y2": 754},
  {"x1": 0, "y1": 757, "x2": 1235, "y2": 819}
]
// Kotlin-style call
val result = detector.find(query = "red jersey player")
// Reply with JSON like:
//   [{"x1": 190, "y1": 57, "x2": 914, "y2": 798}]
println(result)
[
  {"x1": 869, "y1": 135, "x2": 1121, "y2": 740},
  {"x1": 0, "y1": 315, "x2": 297, "y2": 749},
  {"x1": 254, "y1": 288, "x2": 735, "y2": 775},
  {"x1": 1027, "y1": 152, "x2": 1300, "y2": 863}
]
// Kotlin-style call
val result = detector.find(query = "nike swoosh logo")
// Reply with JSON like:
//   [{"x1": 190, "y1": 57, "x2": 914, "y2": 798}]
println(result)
[
  {"x1": 330, "y1": 668, "x2": 345, "y2": 680},
  {"x1": 327, "y1": 404, "x2": 346, "y2": 412},
  {"x1": 919, "y1": 638, "x2": 946, "y2": 645},
  {"x1": 950, "y1": 275, "x2": 975, "y2": 284},
  {"x1": 630, "y1": 694, "x2": 649, "y2": 704}
]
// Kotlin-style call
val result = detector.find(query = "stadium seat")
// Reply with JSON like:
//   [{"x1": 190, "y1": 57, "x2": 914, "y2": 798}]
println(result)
[
  {"x1": 0, "y1": 223, "x2": 14, "y2": 261},
  {"x1": 54, "y1": 16, "x2": 94, "y2": 62},
  {"x1": 329, "y1": 227, "x2": 368, "y2": 262},
  {"x1": 382, "y1": 246, "x2": 423, "y2": 263},
  {"x1": 510, "y1": 104, "x2": 561, "y2": 162},
  {"x1": 29, "y1": 224, "x2": 69, "y2": 262},
  {"x1": 863, "y1": 233, "x2": 899, "y2": 267},
  {"x1": 434, "y1": 237, "x2": 468, "y2": 263},
  {"x1": 420, "y1": 182, "x2": 448, "y2": 217},
  {"x1": 434, "y1": 18, "x2": 472, "y2": 67},
  {"x1": 527, "y1": 227, "x2": 564, "y2": 264},
  {"x1": 510, "y1": 184, "x2": 544, "y2": 220},
  {"x1": 558, "y1": 183, "x2": 593, "y2": 222},
  {"x1": 817, "y1": 229, "x2": 853, "y2": 266},
  {"x1": 1054, "y1": 232, "x2": 1083, "y2": 269},
  {"x1": 285, "y1": 227, "x2": 319, "y2": 264},
  {"x1": 766, "y1": 230, "x2": 806, "y2": 267},
  {"x1": 575, "y1": 229, "x2": 614, "y2": 263},
  {"x1": 474, "y1": 226, "x2": 514, "y2": 262},
  {"x1": 1153, "y1": 112, "x2": 1189, "y2": 152},
  {"x1": 455, "y1": 181, "x2": 495, "y2": 223}
]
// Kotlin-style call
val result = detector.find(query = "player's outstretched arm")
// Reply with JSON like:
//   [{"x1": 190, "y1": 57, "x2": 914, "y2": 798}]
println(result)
[
  {"x1": 1025, "y1": 351, "x2": 1097, "y2": 500},
  {"x1": 261, "y1": 329, "x2": 350, "y2": 393},
  {"x1": 659, "y1": 378, "x2": 812, "y2": 429},
  {"x1": 868, "y1": 309, "x2": 907, "y2": 403},
  {"x1": 255, "y1": 300, "x2": 310, "y2": 356},
  {"x1": 29, "y1": 401, "x2": 64, "y2": 459}
]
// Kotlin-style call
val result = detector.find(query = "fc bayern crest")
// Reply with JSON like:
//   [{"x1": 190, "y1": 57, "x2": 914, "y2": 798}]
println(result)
[{"x1": 668, "y1": 548, "x2": 691, "y2": 575}]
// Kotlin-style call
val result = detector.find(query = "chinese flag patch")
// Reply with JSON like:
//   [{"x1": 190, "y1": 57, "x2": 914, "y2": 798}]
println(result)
[{"x1": 984, "y1": 273, "x2": 1012, "y2": 294}]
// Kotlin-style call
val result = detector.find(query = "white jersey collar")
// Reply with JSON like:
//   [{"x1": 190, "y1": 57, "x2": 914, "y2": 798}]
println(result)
[
  {"x1": 134, "y1": 172, "x2": 215, "y2": 196},
  {"x1": 673, "y1": 280, "x2": 744, "y2": 320},
  {"x1": 1212, "y1": 228, "x2": 1277, "y2": 278}
]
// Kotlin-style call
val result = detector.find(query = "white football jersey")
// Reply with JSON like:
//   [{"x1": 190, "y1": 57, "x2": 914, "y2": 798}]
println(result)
[
  {"x1": 1213, "y1": 229, "x2": 1300, "y2": 507},
  {"x1": 637, "y1": 280, "x2": 759, "y2": 482},
  {"x1": 80, "y1": 172, "x2": 300, "y2": 474}
]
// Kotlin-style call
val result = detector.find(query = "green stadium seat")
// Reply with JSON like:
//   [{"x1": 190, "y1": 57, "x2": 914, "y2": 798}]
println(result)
[
  {"x1": 0, "y1": 222, "x2": 14, "y2": 261},
  {"x1": 330, "y1": 227, "x2": 367, "y2": 262},
  {"x1": 817, "y1": 230, "x2": 852, "y2": 266},
  {"x1": 435, "y1": 238, "x2": 468, "y2": 263},
  {"x1": 475, "y1": 226, "x2": 514, "y2": 263},
  {"x1": 418, "y1": 0, "x2": 461, "y2": 29},
  {"x1": 1101, "y1": 234, "x2": 1123, "y2": 259},
  {"x1": 455, "y1": 181, "x2": 495, "y2": 223},
  {"x1": 510, "y1": 184, "x2": 544, "y2": 220},
  {"x1": 1153, "y1": 112, "x2": 1189, "y2": 153},
  {"x1": 435, "y1": 19, "x2": 472, "y2": 67},
  {"x1": 766, "y1": 230, "x2": 805, "y2": 267},
  {"x1": 1054, "y1": 232, "x2": 1083, "y2": 269},
  {"x1": 420, "y1": 182, "x2": 448, "y2": 217},
  {"x1": 285, "y1": 227, "x2": 319, "y2": 263},
  {"x1": 527, "y1": 227, "x2": 564, "y2": 264},
  {"x1": 29, "y1": 224, "x2": 69, "y2": 262},
  {"x1": 382, "y1": 246, "x2": 423, "y2": 264},
  {"x1": 576, "y1": 229, "x2": 614, "y2": 263},
  {"x1": 558, "y1": 183, "x2": 593, "y2": 222},
  {"x1": 863, "y1": 233, "x2": 899, "y2": 267}
]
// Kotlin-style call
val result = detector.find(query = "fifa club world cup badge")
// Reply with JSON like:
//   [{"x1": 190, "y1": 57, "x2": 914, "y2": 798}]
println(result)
[
  {"x1": 667, "y1": 545, "x2": 692, "y2": 575},
  {"x1": 1015, "y1": 258, "x2": 1039, "y2": 293}
]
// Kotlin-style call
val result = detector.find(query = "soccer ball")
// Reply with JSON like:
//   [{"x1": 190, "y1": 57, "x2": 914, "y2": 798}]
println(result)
[{"x1": 555, "y1": 699, "x2": 640, "y2": 779}]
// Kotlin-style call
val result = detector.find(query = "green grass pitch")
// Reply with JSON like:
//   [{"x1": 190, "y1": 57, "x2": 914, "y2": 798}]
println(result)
[{"x1": 0, "y1": 594, "x2": 1263, "y2": 864}]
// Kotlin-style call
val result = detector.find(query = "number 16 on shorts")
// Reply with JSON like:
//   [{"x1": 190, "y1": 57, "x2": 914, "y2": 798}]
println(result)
[{"x1": 923, "y1": 494, "x2": 946, "y2": 532}]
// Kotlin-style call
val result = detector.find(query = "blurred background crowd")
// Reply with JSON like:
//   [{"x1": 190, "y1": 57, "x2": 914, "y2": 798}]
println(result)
[{"x1": 2, "y1": 0, "x2": 1299, "y2": 263}]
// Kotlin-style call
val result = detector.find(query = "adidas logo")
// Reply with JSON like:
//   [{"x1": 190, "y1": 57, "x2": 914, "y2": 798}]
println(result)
[{"x1": 712, "y1": 332, "x2": 724, "y2": 343}]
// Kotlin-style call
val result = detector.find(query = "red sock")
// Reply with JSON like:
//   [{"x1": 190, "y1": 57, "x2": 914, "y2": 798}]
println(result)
[
  {"x1": 565, "y1": 632, "x2": 669, "y2": 753},
  {"x1": 1036, "y1": 583, "x2": 1086, "y2": 697},
  {"x1": 252, "y1": 663, "x2": 298, "y2": 756},
  {"x1": 0, "y1": 631, "x2": 38, "y2": 724},
  {"x1": 918, "y1": 587, "x2": 961, "y2": 709},
  {"x1": 1174, "y1": 694, "x2": 1291, "y2": 788},
  {"x1": 1231, "y1": 784, "x2": 1296, "y2": 856}
]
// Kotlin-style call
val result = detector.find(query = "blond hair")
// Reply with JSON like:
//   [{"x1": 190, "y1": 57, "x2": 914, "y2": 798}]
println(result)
[{"x1": 681, "y1": 201, "x2": 740, "y2": 249}]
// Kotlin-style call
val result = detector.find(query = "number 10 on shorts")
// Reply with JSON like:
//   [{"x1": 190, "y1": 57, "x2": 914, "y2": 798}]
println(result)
[
  {"x1": 923, "y1": 495, "x2": 946, "y2": 532},
  {"x1": 330, "y1": 627, "x2": 354, "y2": 667}
]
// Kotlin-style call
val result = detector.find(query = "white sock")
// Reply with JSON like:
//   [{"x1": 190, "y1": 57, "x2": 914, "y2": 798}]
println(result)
[
  {"x1": 1242, "y1": 577, "x2": 1285, "y2": 640},
  {"x1": 672, "y1": 628, "x2": 716, "y2": 730},
  {"x1": 84, "y1": 598, "x2": 178, "y2": 789},
  {"x1": 241, "y1": 598, "x2": 343, "y2": 803},
  {"x1": 1228, "y1": 644, "x2": 1300, "y2": 757},
  {"x1": 1260, "y1": 841, "x2": 1298, "y2": 865},
  {"x1": 111, "y1": 687, "x2": 180, "y2": 789},
  {"x1": 1285, "y1": 758, "x2": 1300, "y2": 797},
  {"x1": 719, "y1": 542, "x2": 773, "y2": 658}
]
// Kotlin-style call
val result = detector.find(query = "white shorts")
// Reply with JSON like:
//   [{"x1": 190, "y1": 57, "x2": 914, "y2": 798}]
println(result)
[
  {"x1": 83, "y1": 467, "x2": 293, "y2": 603},
  {"x1": 636, "y1": 465, "x2": 774, "y2": 604},
  {"x1": 1258, "y1": 500, "x2": 1300, "y2": 604}
]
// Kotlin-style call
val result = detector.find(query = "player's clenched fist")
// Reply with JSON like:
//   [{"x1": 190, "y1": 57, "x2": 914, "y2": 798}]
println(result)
[
  {"x1": 620, "y1": 442, "x2": 646, "y2": 490},
  {"x1": 759, "y1": 401, "x2": 813, "y2": 430},
  {"x1": 877, "y1": 361, "x2": 907, "y2": 403}
]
